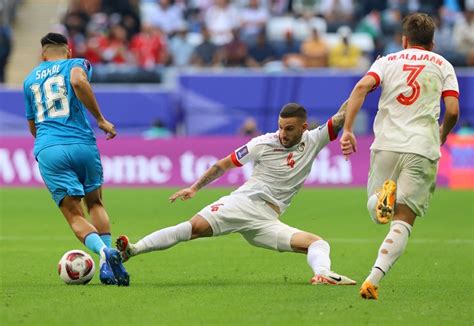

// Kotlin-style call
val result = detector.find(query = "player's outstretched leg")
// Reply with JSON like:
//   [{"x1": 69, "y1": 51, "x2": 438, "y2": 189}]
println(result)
[
  {"x1": 302, "y1": 237, "x2": 356, "y2": 285},
  {"x1": 116, "y1": 220, "x2": 199, "y2": 262},
  {"x1": 102, "y1": 247, "x2": 130, "y2": 286},
  {"x1": 375, "y1": 180, "x2": 397, "y2": 224}
]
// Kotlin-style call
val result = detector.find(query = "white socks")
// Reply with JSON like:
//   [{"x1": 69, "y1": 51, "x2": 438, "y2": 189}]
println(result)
[
  {"x1": 307, "y1": 240, "x2": 331, "y2": 275},
  {"x1": 367, "y1": 220, "x2": 412, "y2": 285},
  {"x1": 367, "y1": 194, "x2": 380, "y2": 224},
  {"x1": 132, "y1": 222, "x2": 192, "y2": 255}
]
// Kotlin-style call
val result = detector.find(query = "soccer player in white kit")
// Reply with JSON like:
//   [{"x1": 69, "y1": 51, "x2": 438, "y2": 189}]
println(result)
[
  {"x1": 117, "y1": 101, "x2": 357, "y2": 285},
  {"x1": 340, "y1": 13, "x2": 460, "y2": 299}
]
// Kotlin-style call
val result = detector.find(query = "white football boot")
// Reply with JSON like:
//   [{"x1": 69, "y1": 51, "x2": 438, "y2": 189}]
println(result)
[{"x1": 310, "y1": 271, "x2": 357, "y2": 285}]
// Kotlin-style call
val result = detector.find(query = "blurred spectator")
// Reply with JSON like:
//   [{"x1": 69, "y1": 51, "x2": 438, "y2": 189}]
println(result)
[
  {"x1": 320, "y1": 0, "x2": 354, "y2": 31},
  {"x1": 220, "y1": 28, "x2": 250, "y2": 66},
  {"x1": 356, "y1": 9, "x2": 382, "y2": 40},
  {"x1": 240, "y1": 0, "x2": 269, "y2": 45},
  {"x1": 169, "y1": 22, "x2": 195, "y2": 67},
  {"x1": 100, "y1": 24, "x2": 132, "y2": 64},
  {"x1": 143, "y1": 119, "x2": 173, "y2": 139},
  {"x1": 0, "y1": 25, "x2": 12, "y2": 83},
  {"x1": 63, "y1": 0, "x2": 90, "y2": 35},
  {"x1": 453, "y1": 10, "x2": 474, "y2": 65},
  {"x1": 130, "y1": 24, "x2": 168, "y2": 69},
  {"x1": 276, "y1": 30, "x2": 301, "y2": 59},
  {"x1": 300, "y1": 28, "x2": 329, "y2": 67},
  {"x1": 141, "y1": 0, "x2": 184, "y2": 35},
  {"x1": 102, "y1": 0, "x2": 141, "y2": 38},
  {"x1": 387, "y1": 0, "x2": 419, "y2": 16},
  {"x1": 418, "y1": 0, "x2": 444, "y2": 16},
  {"x1": 205, "y1": 0, "x2": 241, "y2": 46},
  {"x1": 191, "y1": 25, "x2": 220, "y2": 67},
  {"x1": 248, "y1": 29, "x2": 277, "y2": 66},
  {"x1": 292, "y1": 0, "x2": 322, "y2": 17},
  {"x1": 383, "y1": 29, "x2": 403, "y2": 55},
  {"x1": 381, "y1": 8, "x2": 402, "y2": 34},
  {"x1": 239, "y1": 117, "x2": 261, "y2": 137},
  {"x1": 329, "y1": 26, "x2": 362, "y2": 68}
]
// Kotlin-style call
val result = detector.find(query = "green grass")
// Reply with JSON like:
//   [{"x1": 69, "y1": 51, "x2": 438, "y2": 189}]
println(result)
[{"x1": 1, "y1": 188, "x2": 473, "y2": 325}]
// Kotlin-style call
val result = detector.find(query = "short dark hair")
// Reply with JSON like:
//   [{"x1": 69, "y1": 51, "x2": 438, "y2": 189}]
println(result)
[
  {"x1": 41, "y1": 33, "x2": 68, "y2": 47},
  {"x1": 279, "y1": 103, "x2": 307, "y2": 120},
  {"x1": 402, "y1": 13, "x2": 435, "y2": 47}
]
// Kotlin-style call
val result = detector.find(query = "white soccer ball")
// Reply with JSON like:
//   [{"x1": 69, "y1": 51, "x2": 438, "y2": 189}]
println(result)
[{"x1": 58, "y1": 250, "x2": 96, "y2": 285}]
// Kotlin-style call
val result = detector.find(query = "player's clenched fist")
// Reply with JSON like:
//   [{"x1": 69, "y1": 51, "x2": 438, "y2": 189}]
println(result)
[{"x1": 169, "y1": 187, "x2": 197, "y2": 202}]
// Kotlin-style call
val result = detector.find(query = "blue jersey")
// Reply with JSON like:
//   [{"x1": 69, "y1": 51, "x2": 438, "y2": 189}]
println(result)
[{"x1": 23, "y1": 58, "x2": 96, "y2": 157}]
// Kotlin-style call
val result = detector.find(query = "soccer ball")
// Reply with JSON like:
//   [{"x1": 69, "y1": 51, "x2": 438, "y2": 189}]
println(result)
[{"x1": 58, "y1": 250, "x2": 96, "y2": 285}]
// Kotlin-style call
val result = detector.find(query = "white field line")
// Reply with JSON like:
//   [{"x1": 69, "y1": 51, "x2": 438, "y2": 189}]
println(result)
[{"x1": 0, "y1": 235, "x2": 473, "y2": 244}]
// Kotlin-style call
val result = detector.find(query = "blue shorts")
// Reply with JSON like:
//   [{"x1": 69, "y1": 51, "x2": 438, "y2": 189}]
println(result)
[{"x1": 37, "y1": 143, "x2": 104, "y2": 206}]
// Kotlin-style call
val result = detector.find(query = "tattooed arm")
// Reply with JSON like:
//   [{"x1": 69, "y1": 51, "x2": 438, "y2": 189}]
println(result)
[
  {"x1": 169, "y1": 155, "x2": 236, "y2": 202},
  {"x1": 331, "y1": 99, "x2": 349, "y2": 134}
]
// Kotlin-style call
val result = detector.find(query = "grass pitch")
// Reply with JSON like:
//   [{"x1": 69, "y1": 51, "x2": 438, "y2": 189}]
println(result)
[{"x1": 1, "y1": 188, "x2": 473, "y2": 325}]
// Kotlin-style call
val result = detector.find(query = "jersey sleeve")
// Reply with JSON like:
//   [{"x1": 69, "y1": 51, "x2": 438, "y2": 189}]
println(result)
[
  {"x1": 23, "y1": 81, "x2": 35, "y2": 120},
  {"x1": 307, "y1": 118, "x2": 337, "y2": 149},
  {"x1": 366, "y1": 57, "x2": 384, "y2": 91},
  {"x1": 71, "y1": 58, "x2": 93, "y2": 81},
  {"x1": 441, "y1": 63, "x2": 459, "y2": 99},
  {"x1": 230, "y1": 138, "x2": 265, "y2": 167}
]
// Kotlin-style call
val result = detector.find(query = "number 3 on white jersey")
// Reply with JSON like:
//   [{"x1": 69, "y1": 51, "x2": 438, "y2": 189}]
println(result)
[
  {"x1": 396, "y1": 64, "x2": 426, "y2": 106},
  {"x1": 30, "y1": 75, "x2": 70, "y2": 122}
]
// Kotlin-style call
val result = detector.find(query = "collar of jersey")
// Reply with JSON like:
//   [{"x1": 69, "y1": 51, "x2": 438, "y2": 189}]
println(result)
[{"x1": 408, "y1": 46, "x2": 429, "y2": 51}]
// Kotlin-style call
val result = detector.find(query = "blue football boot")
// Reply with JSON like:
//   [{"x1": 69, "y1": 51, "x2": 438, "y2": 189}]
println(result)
[
  {"x1": 103, "y1": 247, "x2": 130, "y2": 286},
  {"x1": 99, "y1": 261, "x2": 117, "y2": 285}
]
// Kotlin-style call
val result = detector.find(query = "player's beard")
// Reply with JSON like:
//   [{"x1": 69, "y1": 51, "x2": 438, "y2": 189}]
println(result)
[{"x1": 280, "y1": 134, "x2": 302, "y2": 148}]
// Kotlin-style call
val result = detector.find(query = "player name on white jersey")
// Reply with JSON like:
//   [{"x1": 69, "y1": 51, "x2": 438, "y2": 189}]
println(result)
[{"x1": 386, "y1": 52, "x2": 443, "y2": 66}]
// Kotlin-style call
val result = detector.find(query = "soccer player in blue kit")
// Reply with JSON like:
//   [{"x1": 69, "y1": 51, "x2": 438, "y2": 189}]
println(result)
[{"x1": 23, "y1": 33, "x2": 129, "y2": 286}]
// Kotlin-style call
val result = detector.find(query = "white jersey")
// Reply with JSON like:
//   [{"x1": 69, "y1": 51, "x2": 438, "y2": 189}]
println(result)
[
  {"x1": 367, "y1": 47, "x2": 459, "y2": 161},
  {"x1": 230, "y1": 119, "x2": 337, "y2": 214}
]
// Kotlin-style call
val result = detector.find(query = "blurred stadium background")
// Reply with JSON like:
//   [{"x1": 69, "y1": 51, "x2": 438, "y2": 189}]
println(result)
[
  {"x1": 0, "y1": 0, "x2": 473, "y2": 189},
  {"x1": 1, "y1": 2, "x2": 473, "y2": 325}
]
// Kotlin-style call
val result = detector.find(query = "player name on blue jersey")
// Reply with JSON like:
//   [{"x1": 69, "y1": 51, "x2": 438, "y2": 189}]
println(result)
[{"x1": 35, "y1": 64, "x2": 61, "y2": 80}]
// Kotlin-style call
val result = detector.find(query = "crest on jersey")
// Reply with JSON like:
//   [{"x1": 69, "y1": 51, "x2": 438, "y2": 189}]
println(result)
[
  {"x1": 236, "y1": 146, "x2": 249, "y2": 160},
  {"x1": 297, "y1": 142, "x2": 305, "y2": 152},
  {"x1": 82, "y1": 59, "x2": 91, "y2": 71}
]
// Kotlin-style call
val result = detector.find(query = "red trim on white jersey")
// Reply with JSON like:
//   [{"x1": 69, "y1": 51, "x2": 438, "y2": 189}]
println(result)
[
  {"x1": 366, "y1": 72, "x2": 380, "y2": 91},
  {"x1": 327, "y1": 118, "x2": 337, "y2": 141},
  {"x1": 442, "y1": 90, "x2": 459, "y2": 99},
  {"x1": 230, "y1": 152, "x2": 243, "y2": 167}
]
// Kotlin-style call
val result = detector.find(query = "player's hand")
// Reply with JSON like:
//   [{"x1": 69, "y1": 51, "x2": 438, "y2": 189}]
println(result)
[
  {"x1": 169, "y1": 187, "x2": 197, "y2": 203},
  {"x1": 340, "y1": 130, "x2": 357, "y2": 159},
  {"x1": 439, "y1": 125, "x2": 447, "y2": 146},
  {"x1": 98, "y1": 119, "x2": 117, "y2": 140}
]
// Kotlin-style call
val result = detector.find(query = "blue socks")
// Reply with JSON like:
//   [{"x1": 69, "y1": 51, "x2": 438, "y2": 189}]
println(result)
[
  {"x1": 100, "y1": 233, "x2": 112, "y2": 248},
  {"x1": 84, "y1": 232, "x2": 106, "y2": 255}
]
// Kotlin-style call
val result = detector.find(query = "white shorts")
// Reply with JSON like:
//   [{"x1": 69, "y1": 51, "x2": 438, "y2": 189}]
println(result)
[
  {"x1": 197, "y1": 194, "x2": 302, "y2": 252},
  {"x1": 367, "y1": 150, "x2": 438, "y2": 217}
]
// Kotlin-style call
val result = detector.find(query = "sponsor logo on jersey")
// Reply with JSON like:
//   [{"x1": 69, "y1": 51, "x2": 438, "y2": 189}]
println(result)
[
  {"x1": 236, "y1": 146, "x2": 249, "y2": 160},
  {"x1": 273, "y1": 148, "x2": 286, "y2": 152}
]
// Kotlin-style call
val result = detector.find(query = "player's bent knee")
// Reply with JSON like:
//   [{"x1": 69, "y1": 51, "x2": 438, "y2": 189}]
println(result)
[
  {"x1": 290, "y1": 232, "x2": 321, "y2": 253},
  {"x1": 189, "y1": 215, "x2": 213, "y2": 239}
]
